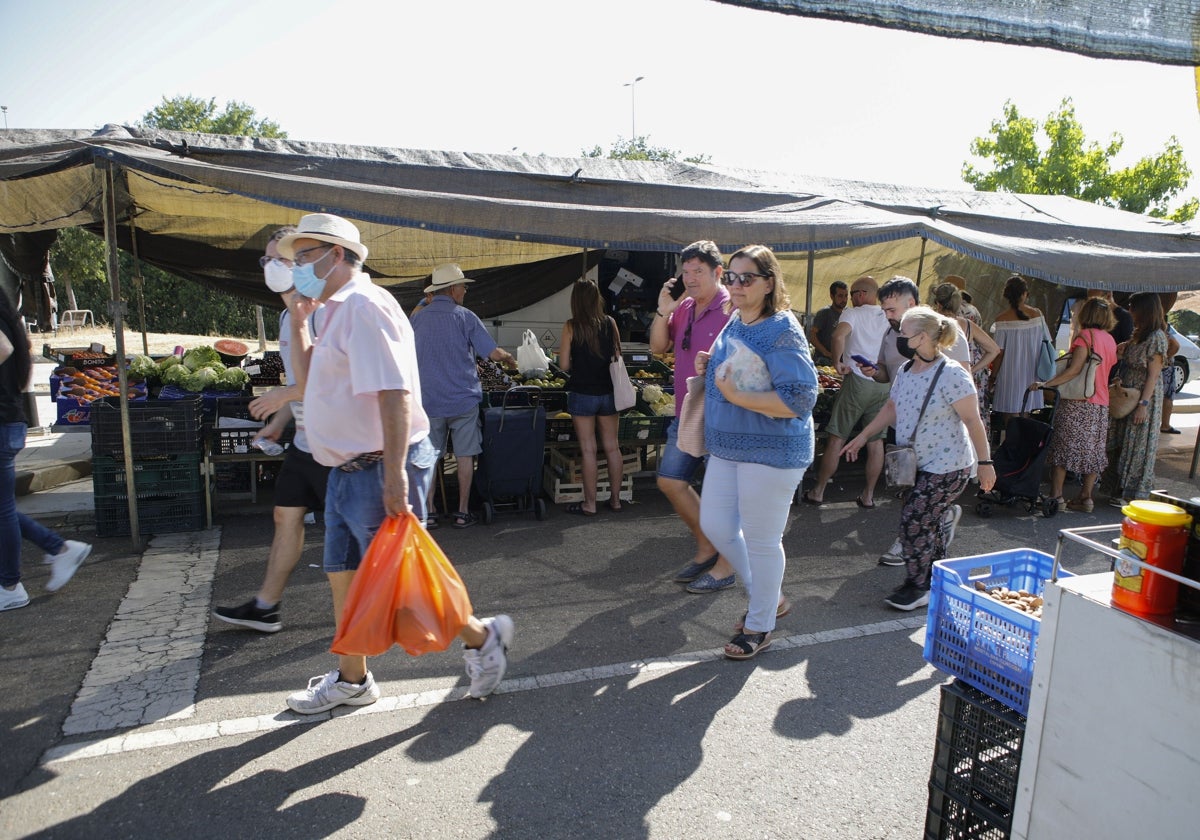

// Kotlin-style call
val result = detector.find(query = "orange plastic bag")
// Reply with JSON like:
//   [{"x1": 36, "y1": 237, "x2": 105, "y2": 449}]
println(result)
[{"x1": 331, "y1": 512, "x2": 474, "y2": 657}]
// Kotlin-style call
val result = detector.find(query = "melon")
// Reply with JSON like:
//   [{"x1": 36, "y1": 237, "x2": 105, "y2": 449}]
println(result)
[{"x1": 214, "y1": 339, "x2": 249, "y2": 365}]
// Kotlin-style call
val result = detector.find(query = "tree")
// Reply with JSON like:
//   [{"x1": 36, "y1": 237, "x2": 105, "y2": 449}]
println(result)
[
  {"x1": 45, "y1": 96, "x2": 290, "y2": 337},
  {"x1": 141, "y1": 95, "x2": 287, "y2": 138},
  {"x1": 583, "y1": 135, "x2": 712, "y2": 165},
  {"x1": 963, "y1": 98, "x2": 1196, "y2": 222}
]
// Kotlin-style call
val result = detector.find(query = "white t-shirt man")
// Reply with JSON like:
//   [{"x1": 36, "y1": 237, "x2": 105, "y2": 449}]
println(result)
[{"x1": 837, "y1": 304, "x2": 890, "y2": 380}]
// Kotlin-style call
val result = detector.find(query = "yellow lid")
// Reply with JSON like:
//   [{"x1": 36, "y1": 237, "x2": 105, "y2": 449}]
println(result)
[{"x1": 1122, "y1": 499, "x2": 1193, "y2": 527}]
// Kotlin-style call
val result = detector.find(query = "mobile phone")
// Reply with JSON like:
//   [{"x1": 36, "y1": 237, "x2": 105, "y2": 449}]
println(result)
[
  {"x1": 850, "y1": 354, "x2": 876, "y2": 368},
  {"x1": 668, "y1": 275, "x2": 686, "y2": 300}
]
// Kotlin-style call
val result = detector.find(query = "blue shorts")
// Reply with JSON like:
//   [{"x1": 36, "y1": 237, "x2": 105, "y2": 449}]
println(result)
[
  {"x1": 322, "y1": 435, "x2": 437, "y2": 573},
  {"x1": 657, "y1": 418, "x2": 706, "y2": 482},
  {"x1": 568, "y1": 391, "x2": 616, "y2": 417}
]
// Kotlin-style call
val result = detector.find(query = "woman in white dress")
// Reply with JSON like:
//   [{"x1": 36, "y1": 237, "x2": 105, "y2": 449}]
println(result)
[{"x1": 990, "y1": 275, "x2": 1046, "y2": 423}]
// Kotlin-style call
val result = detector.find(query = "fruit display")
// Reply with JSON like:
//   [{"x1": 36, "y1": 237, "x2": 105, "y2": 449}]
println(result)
[
  {"x1": 54, "y1": 365, "x2": 147, "y2": 402},
  {"x1": 245, "y1": 352, "x2": 286, "y2": 385},
  {"x1": 127, "y1": 345, "x2": 250, "y2": 392},
  {"x1": 653, "y1": 351, "x2": 675, "y2": 367},
  {"x1": 973, "y1": 582, "x2": 1045, "y2": 618},
  {"x1": 816, "y1": 365, "x2": 842, "y2": 392},
  {"x1": 515, "y1": 372, "x2": 567, "y2": 388},
  {"x1": 477, "y1": 357, "x2": 516, "y2": 391}
]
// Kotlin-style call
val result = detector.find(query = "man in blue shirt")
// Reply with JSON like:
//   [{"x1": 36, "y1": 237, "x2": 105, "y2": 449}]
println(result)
[{"x1": 413, "y1": 264, "x2": 515, "y2": 528}]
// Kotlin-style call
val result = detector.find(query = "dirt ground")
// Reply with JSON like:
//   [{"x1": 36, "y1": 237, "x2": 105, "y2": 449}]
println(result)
[{"x1": 36, "y1": 326, "x2": 279, "y2": 358}]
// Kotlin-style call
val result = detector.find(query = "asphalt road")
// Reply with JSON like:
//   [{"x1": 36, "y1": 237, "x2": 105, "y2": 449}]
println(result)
[{"x1": 5, "y1": 435, "x2": 1195, "y2": 839}]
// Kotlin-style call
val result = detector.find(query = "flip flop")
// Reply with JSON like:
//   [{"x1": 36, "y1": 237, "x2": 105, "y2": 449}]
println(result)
[
  {"x1": 855, "y1": 496, "x2": 876, "y2": 509},
  {"x1": 1161, "y1": 427, "x2": 1182, "y2": 434},
  {"x1": 565, "y1": 502, "x2": 597, "y2": 516},
  {"x1": 800, "y1": 490, "x2": 824, "y2": 507}
]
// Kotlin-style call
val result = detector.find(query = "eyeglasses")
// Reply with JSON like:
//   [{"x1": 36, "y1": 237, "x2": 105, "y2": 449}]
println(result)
[
  {"x1": 258, "y1": 256, "x2": 294, "y2": 269},
  {"x1": 293, "y1": 244, "x2": 333, "y2": 266},
  {"x1": 682, "y1": 310, "x2": 694, "y2": 351},
  {"x1": 721, "y1": 271, "x2": 770, "y2": 287}
]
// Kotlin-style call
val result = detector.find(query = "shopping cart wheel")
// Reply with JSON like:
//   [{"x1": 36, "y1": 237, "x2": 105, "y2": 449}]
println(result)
[
  {"x1": 482, "y1": 501, "x2": 495, "y2": 525},
  {"x1": 1042, "y1": 496, "x2": 1059, "y2": 517},
  {"x1": 534, "y1": 498, "x2": 547, "y2": 520},
  {"x1": 975, "y1": 502, "x2": 992, "y2": 518}
]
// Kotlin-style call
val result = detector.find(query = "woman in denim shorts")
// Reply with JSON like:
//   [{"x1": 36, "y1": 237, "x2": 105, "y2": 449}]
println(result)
[{"x1": 560, "y1": 281, "x2": 625, "y2": 516}]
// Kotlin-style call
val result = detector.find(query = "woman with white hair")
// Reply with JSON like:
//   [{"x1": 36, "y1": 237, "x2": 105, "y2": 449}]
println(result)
[{"x1": 842, "y1": 306, "x2": 995, "y2": 610}]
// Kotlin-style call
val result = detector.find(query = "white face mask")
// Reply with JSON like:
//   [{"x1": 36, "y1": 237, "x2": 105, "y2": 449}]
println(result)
[{"x1": 263, "y1": 258, "x2": 294, "y2": 293}]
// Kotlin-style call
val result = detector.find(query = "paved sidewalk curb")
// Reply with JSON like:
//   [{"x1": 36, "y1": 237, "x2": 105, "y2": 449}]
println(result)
[{"x1": 16, "y1": 458, "x2": 92, "y2": 496}]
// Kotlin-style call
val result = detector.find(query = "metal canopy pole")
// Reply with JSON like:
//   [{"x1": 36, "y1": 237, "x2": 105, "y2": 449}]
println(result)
[
  {"x1": 804, "y1": 250, "x2": 815, "y2": 323},
  {"x1": 100, "y1": 158, "x2": 142, "y2": 549},
  {"x1": 127, "y1": 211, "x2": 149, "y2": 357},
  {"x1": 915, "y1": 236, "x2": 928, "y2": 287}
]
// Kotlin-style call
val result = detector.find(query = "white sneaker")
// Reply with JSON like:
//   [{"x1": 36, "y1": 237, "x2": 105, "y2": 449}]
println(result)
[
  {"x1": 46, "y1": 540, "x2": 91, "y2": 592},
  {"x1": 0, "y1": 583, "x2": 30, "y2": 611},
  {"x1": 464, "y1": 615, "x2": 514, "y2": 699},
  {"x1": 940, "y1": 505, "x2": 963, "y2": 550},
  {"x1": 879, "y1": 538, "x2": 904, "y2": 566},
  {"x1": 286, "y1": 669, "x2": 380, "y2": 714}
]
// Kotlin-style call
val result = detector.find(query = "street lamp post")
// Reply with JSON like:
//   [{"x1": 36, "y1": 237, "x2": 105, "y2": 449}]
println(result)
[{"x1": 623, "y1": 76, "x2": 644, "y2": 139}]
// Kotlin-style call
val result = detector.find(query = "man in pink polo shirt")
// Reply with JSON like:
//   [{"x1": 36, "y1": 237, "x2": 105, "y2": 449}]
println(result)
[
  {"x1": 278, "y1": 213, "x2": 513, "y2": 712},
  {"x1": 649, "y1": 240, "x2": 735, "y2": 593}
]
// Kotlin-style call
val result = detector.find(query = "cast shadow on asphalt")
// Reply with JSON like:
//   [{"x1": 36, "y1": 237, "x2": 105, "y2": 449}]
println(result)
[
  {"x1": 403, "y1": 593, "x2": 756, "y2": 840},
  {"x1": 19, "y1": 724, "x2": 407, "y2": 839}
]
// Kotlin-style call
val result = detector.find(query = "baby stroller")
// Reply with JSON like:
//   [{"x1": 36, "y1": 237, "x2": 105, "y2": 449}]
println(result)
[{"x1": 975, "y1": 386, "x2": 1058, "y2": 518}]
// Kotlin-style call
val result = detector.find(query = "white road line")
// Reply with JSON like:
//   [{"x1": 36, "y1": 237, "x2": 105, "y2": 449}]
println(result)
[{"x1": 41, "y1": 615, "x2": 925, "y2": 765}]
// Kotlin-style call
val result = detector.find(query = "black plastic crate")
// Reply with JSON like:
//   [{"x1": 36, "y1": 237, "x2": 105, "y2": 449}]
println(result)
[
  {"x1": 92, "y1": 454, "x2": 203, "y2": 498},
  {"x1": 90, "y1": 396, "x2": 203, "y2": 458},
  {"x1": 545, "y1": 417, "x2": 575, "y2": 443},
  {"x1": 925, "y1": 680, "x2": 1026, "y2": 839},
  {"x1": 94, "y1": 492, "x2": 206, "y2": 537}
]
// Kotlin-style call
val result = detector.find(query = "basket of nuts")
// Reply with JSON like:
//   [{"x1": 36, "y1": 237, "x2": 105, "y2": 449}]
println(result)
[{"x1": 923, "y1": 548, "x2": 1074, "y2": 715}]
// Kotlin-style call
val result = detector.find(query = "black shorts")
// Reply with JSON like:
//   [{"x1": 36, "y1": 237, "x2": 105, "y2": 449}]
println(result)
[{"x1": 273, "y1": 445, "x2": 330, "y2": 510}]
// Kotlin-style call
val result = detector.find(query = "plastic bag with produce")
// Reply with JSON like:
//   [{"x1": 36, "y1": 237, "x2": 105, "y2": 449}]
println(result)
[{"x1": 716, "y1": 338, "x2": 772, "y2": 392}]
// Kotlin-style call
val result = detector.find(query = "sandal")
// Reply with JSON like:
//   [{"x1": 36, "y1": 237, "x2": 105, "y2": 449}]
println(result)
[
  {"x1": 1066, "y1": 497, "x2": 1094, "y2": 513},
  {"x1": 734, "y1": 598, "x2": 791, "y2": 633},
  {"x1": 565, "y1": 502, "x2": 596, "y2": 517},
  {"x1": 451, "y1": 511, "x2": 477, "y2": 528},
  {"x1": 608, "y1": 500, "x2": 623, "y2": 512},
  {"x1": 855, "y1": 496, "x2": 876, "y2": 509},
  {"x1": 800, "y1": 490, "x2": 824, "y2": 507},
  {"x1": 724, "y1": 631, "x2": 772, "y2": 660}
]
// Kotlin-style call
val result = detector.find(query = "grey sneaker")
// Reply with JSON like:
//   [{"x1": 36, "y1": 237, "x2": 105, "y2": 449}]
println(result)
[
  {"x1": 940, "y1": 504, "x2": 963, "y2": 550},
  {"x1": 46, "y1": 540, "x2": 91, "y2": 592},
  {"x1": 286, "y1": 669, "x2": 380, "y2": 714},
  {"x1": 0, "y1": 583, "x2": 30, "y2": 611},
  {"x1": 879, "y1": 538, "x2": 904, "y2": 566},
  {"x1": 464, "y1": 615, "x2": 513, "y2": 698}
]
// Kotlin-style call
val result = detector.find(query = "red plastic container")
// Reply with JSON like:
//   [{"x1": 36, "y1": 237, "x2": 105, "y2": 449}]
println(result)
[{"x1": 1112, "y1": 500, "x2": 1192, "y2": 616}]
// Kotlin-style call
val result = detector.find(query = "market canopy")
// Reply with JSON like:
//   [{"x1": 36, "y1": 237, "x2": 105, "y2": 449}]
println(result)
[
  {"x1": 713, "y1": 1, "x2": 1200, "y2": 66},
  {"x1": 2, "y1": 124, "x2": 1200, "y2": 320}
]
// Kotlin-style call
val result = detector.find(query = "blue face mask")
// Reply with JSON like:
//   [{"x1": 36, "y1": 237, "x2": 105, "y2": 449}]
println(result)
[{"x1": 292, "y1": 247, "x2": 336, "y2": 299}]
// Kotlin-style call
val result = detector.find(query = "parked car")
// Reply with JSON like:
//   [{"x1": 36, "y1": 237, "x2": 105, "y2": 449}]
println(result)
[{"x1": 1167, "y1": 326, "x2": 1200, "y2": 394}]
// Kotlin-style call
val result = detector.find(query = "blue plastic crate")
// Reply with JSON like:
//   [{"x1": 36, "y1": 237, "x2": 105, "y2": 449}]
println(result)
[{"x1": 923, "y1": 548, "x2": 1073, "y2": 715}]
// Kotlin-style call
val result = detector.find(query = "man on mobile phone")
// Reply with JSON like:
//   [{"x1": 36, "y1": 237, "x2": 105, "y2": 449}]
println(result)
[
  {"x1": 212, "y1": 227, "x2": 331, "y2": 634},
  {"x1": 649, "y1": 240, "x2": 737, "y2": 594}
]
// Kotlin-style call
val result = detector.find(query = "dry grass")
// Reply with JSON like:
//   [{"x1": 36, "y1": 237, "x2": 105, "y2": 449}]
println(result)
[{"x1": 38, "y1": 326, "x2": 279, "y2": 358}]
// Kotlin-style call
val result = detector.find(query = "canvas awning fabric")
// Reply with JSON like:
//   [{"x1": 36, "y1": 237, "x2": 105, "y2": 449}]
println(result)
[
  {"x1": 713, "y1": 1, "x2": 1200, "y2": 66},
  {"x1": 2, "y1": 125, "x2": 1200, "y2": 316}
]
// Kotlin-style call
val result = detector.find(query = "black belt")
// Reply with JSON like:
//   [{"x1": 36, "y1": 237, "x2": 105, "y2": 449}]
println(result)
[{"x1": 338, "y1": 451, "x2": 383, "y2": 472}]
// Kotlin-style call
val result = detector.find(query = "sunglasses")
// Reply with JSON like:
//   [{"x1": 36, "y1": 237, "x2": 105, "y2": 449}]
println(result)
[{"x1": 721, "y1": 271, "x2": 770, "y2": 287}]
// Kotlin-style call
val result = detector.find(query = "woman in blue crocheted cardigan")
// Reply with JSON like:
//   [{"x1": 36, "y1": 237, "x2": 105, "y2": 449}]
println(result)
[{"x1": 696, "y1": 245, "x2": 818, "y2": 660}]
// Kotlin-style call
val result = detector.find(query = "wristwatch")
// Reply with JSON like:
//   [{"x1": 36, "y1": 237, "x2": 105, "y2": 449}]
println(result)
[{"x1": 1138, "y1": 399, "x2": 1149, "y2": 407}]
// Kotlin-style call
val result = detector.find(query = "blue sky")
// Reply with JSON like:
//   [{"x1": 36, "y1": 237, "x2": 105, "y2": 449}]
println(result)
[{"x1": 3, "y1": 0, "x2": 1197, "y2": 201}]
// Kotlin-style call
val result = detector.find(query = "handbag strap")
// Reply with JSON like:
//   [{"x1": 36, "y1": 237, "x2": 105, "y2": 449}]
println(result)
[{"x1": 901, "y1": 359, "x2": 947, "y2": 445}]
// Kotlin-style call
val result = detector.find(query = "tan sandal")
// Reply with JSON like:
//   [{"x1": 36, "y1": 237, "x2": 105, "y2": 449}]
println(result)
[{"x1": 1066, "y1": 497, "x2": 1094, "y2": 513}]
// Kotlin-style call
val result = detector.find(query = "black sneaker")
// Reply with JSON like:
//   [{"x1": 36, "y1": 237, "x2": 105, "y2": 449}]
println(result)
[
  {"x1": 883, "y1": 583, "x2": 930, "y2": 611},
  {"x1": 213, "y1": 598, "x2": 282, "y2": 633}
]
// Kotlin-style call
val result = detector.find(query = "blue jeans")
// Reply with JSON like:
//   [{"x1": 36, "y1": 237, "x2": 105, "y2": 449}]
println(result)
[
  {"x1": 322, "y1": 435, "x2": 437, "y2": 573},
  {"x1": 1, "y1": 422, "x2": 65, "y2": 587},
  {"x1": 699, "y1": 456, "x2": 806, "y2": 635},
  {"x1": 657, "y1": 418, "x2": 706, "y2": 482}
]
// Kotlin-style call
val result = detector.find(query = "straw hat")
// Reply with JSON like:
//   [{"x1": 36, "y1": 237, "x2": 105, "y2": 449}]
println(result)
[
  {"x1": 277, "y1": 213, "x2": 368, "y2": 262},
  {"x1": 424, "y1": 263, "x2": 476, "y2": 294}
]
